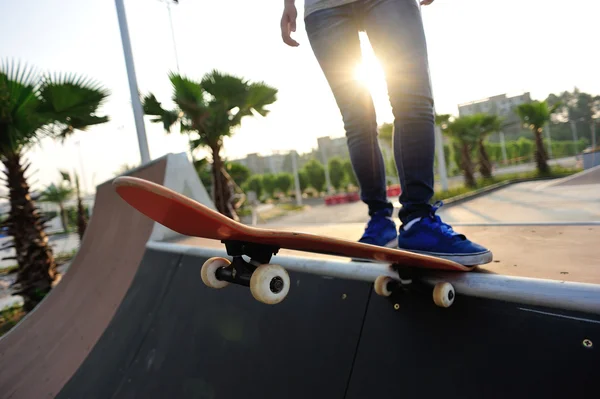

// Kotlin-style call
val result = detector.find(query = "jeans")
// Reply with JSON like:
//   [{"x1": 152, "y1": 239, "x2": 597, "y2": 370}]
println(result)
[{"x1": 305, "y1": 0, "x2": 435, "y2": 224}]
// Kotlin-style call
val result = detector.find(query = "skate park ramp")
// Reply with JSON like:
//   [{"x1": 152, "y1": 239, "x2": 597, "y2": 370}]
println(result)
[
  {"x1": 0, "y1": 152, "x2": 210, "y2": 399},
  {"x1": 1, "y1": 153, "x2": 599, "y2": 399},
  {"x1": 541, "y1": 163, "x2": 600, "y2": 187}
]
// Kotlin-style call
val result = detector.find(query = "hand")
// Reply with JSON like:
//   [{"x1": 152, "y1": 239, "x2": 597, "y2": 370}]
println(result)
[
  {"x1": 281, "y1": 2, "x2": 299, "y2": 47},
  {"x1": 420, "y1": 0, "x2": 435, "y2": 5}
]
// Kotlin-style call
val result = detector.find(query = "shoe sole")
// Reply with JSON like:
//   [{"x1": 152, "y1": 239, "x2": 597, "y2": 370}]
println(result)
[{"x1": 396, "y1": 248, "x2": 493, "y2": 267}]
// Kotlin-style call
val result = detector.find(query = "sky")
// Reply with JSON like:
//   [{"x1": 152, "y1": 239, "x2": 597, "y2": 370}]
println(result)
[{"x1": 1, "y1": 0, "x2": 599, "y2": 195}]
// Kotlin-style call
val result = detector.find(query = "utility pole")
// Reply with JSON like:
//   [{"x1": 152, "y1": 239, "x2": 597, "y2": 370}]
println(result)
[
  {"x1": 570, "y1": 120, "x2": 579, "y2": 157},
  {"x1": 321, "y1": 145, "x2": 333, "y2": 194},
  {"x1": 591, "y1": 119, "x2": 597, "y2": 150},
  {"x1": 115, "y1": 0, "x2": 151, "y2": 164},
  {"x1": 499, "y1": 131, "x2": 508, "y2": 164},
  {"x1": 291, "y1": 150, "x2": 302, "y2": 206},
  {"x1": 158, "y1": 0, "x2": 180, "y2": 72},
  {"x1": 544, "y1": 123, "x2": 553, "y2": 159}
]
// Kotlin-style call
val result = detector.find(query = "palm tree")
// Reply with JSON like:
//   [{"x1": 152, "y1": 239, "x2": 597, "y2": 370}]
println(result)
[
  {"x1": 39, "y1": 173, "x2": 74, "y2": 233},
  {"x1": 0, "y1": 59, "x2": 109, "y2": 310},
  {"x1": 142, "y1": 70, "x2": 277, "y2": 220},
  {"x1": 442, "y1": 115, "x2": 480, "y2": 188},
  {"x1": 476, "y1": 114, "x2": 502, "y2": 179},
  {"x1": 516, "y1": 101, "x2": 559, "y2": 174},
  {"x1": 59, "y1": 169, "x2": 88, "y2": 241}
]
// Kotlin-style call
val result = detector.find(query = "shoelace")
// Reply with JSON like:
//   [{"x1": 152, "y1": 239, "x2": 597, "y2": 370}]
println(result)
[{"x1": 427, "y1": 201, "x2": 463, "y2": 239}]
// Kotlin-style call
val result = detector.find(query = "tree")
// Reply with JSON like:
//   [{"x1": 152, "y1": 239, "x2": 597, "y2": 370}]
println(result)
[
  {"x1": 298, "y1": 170, "x2": 309, "y2": 192},
  {"x1": 516, "y1": 101, "x2": 559, "y2": 174},
  {"x1": 275, "y1": 173, "x2": 292, "y2": 195},
  {"x1": 262, "y1": 173, "x2": 277, "y2": 198},
  {"x1": 143, "y1": 70, "x2": 277, "y2": 220},
  {"x1": 193, "y1": 158, "x2": 213, "y2": 191},
  {"x1": 114, "y1": 163, "x2": 138, "y2": 176},
  {"x1": 378, "y1": 122, "x2": 393, "y2": 148},
  {"x1": 302, "y1": 159, "x2": 326, "y2": 192},
  {"x1": 328, "y1": 157, "x2": 345, "y2": 190},
  {"x1": 342, "y1": 159, "x2": 358, "y2": 186},
  {"x1": 443, "y1": 116, "x2": 480, "y2": 188},
  {"x1": 244, "y1": 175, "x2": 263, "y2": 199},
  {"x1": 476, "y1": 114, "x2": 502, "y2": 178},
  {"x1": 226, "y1": 162, "x2": 251, "y2": 187},
  {"x1": 60, "y1": 170, "x2": 88, "y2": 241},
  {"x1": 547, "y1": 87, "x2": 600, "y2": 124},
  {"x1": 39, "y1": 173, "x2": 74, "y2": 233},
  {"x1": 0, "y1": 60, "x2": 109, "y2": 310}
]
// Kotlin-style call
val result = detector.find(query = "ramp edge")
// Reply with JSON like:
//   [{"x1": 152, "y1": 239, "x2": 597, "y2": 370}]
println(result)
[{"x1": 146, "y1": 240, "x2": 600, "y2": 317}]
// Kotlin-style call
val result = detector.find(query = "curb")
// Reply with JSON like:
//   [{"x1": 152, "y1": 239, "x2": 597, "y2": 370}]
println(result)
[{"x1": 438, "y1": 176, "x2": 563, "y2": 210}]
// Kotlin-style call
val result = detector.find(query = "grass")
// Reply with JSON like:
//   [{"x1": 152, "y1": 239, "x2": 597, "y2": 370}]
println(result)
[
  {"x1": 256, "y1": 203, "x2": 307, "y2": 221},
  {"x1": 0, "y1": 264, "x2": 18, "y2": 276},
  {"x1": 431, "y1": 166, "x2": 581, "y2": 203},
  {"x1": 0, "y1": 304, "x2": 25, "y2": 338},
  {"x1": 0, "y1": 248, "x2": 78, "y2": 275}
]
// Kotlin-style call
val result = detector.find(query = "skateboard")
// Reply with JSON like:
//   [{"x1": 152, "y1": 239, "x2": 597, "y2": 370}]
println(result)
[{"x1": 113, "y1": 176, "x2": 474, "y2": 308}]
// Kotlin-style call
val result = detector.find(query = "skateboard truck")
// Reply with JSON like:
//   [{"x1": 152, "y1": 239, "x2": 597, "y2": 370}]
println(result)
[
  {"x1": 200, "y1": 240, "x2": 291, "y2": 305},
  {"x1": 373, "y1": 266, "x2": 456, "y2": 308}
]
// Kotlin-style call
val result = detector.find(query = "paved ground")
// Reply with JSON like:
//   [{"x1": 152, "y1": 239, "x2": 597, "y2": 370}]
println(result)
[
  {"x1": 180, "y1": 224, "x2": 600, "y2": 284},
  {"x1": 439, "y1": 180, "x2": 600, "y2": 224},
  {"x1": 265, "y1": 178, "x2": 600, "y2": 227}
]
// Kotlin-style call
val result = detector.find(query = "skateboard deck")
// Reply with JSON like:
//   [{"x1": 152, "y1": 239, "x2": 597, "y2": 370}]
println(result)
[{"x1": 113, "y1": 176, "x2": 470, "y2": 307}]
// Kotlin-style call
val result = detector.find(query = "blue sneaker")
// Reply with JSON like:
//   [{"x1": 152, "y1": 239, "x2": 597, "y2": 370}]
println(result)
[
  {"x1": 358, "y1": 208, "x2": 398, "y2": 248},
  {"x1": 397, "y1": 202, "x2": 492, "y2": 266}
]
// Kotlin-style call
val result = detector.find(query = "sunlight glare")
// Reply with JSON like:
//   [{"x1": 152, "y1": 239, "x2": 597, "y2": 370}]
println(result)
[{"x1": 354, "y1": 33, "x2": 393, "y2": 123}]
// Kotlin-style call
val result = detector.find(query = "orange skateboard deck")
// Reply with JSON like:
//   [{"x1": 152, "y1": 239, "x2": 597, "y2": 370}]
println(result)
[{"x1": 113, "y1": 176, "x2": 469, "y2": 307}]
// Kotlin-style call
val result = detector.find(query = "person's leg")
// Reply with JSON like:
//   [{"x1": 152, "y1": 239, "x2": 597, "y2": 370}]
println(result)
[
  {"x1": 361, "y1": 0, "x2": 492, "y2": 265},
  {"x1": 361, "y1": 0, "x2": 434, "y2": 224},
  {"x1": 305, "y1": 4, "x2": 397, "y2": 247}
]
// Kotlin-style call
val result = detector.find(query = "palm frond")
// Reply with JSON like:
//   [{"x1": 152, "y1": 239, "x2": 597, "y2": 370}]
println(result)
[
  {"x1": 39, "y1": 182, "x2": 74, "y2": 203},
  {"x1": 244, "y1": 82, "x2": 277, "y2": 117},
  {"x1": 170, "y1": 72, "x2": 207, "y2": 108},
  {"x1": 200, "y1": 70, "x2": 248, "y2": 106},
  {"x1": 445, "y1": 115, "x2": 480, "y2": 145},
  {"x1": 59, "y1": 170, "x2": 71, "y2": 183},
  {"x1": 0, "y1": 59, "x2": 45, "y2": 156},
  {"x1": 516, "y1": 101, "x2": 555, "y2": 130},
  {"x1": 37, "y1": 71, "x2": 110, "y2": 141},
  {"x1": 142, "y1": 93, "x2": 180, "y2": 132}
]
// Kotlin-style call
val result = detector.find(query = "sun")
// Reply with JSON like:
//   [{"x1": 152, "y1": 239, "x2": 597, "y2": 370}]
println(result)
[{"x1": 354, "y1": 33, "x2": 393, "y2": 123}]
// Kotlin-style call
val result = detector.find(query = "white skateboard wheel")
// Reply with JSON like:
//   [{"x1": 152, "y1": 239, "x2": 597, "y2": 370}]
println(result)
[
  {"x1": 249, "y1": 264, "x2": 290, "y2": 304},
  {"x1": 433, "y1": 282, "x2": 455, "y2": 308},
  {"x1": 201, "y1": 257, "x2": 231, "y2": 289},
  {"x1": 374, "y1": 276, "x2": 393, "y2": 297}
]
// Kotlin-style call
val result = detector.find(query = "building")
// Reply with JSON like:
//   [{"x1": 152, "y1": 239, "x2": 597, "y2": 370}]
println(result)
[
  {"x1": 316, "y1": 136, "x2": 349, "y2": 161},
  {"x1": 233, "y1": 152, "x2": 289, "y2": 175},
  {"x1": 232, "y1": 135, "x2": 352, "y2": 176},
  {"x1": 458, "y1": 92, "x2": 532, "y2": 137},
  {"x1": 458, "y1": 92, "x2": 531, "y2": 118}
]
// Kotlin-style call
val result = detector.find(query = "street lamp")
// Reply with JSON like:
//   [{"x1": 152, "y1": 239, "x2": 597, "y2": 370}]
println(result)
[
  {"x1": 157, "y1": 0, "x2": 181, "y2": 72},
  {"x1": 114, "y1": 0, "x2": 151, "y2": 164},
  {"x1": 114, "y1": 0, "x2": 181, "y2": 165}
]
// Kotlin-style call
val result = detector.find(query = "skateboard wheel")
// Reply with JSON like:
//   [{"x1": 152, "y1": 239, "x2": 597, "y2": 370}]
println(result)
[
  {"x1": 201, "y1": 257, "x2": 231, "y2": 289},
  {"x1": 432, "y1": 282, "x2": 455, "y2": 308},
  {"x1": 249, "y1": 264, "x2": 290, "y2": 305},
  {"x1": 374, "y1": 276, "x2": 393, "y2": 297}
]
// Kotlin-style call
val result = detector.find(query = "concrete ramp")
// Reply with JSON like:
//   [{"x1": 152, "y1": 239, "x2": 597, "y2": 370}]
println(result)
[{"x1": 543, "y1": 164, "x2": 600, "y2": 187}]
